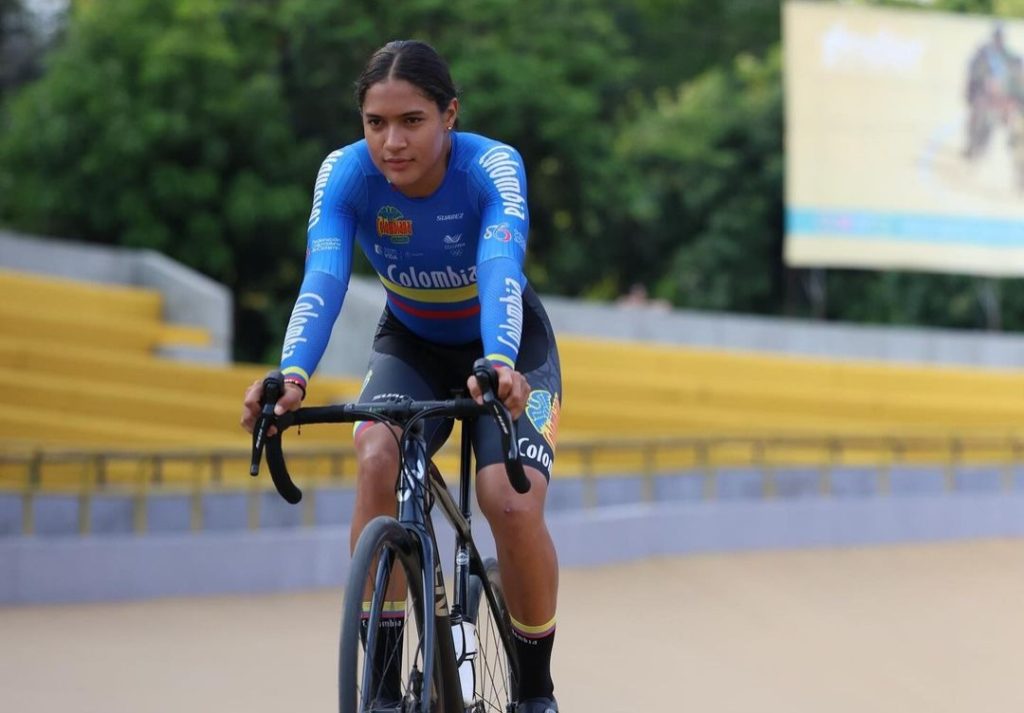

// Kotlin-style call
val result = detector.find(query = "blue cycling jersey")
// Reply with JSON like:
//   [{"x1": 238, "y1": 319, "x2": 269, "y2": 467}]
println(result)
[{"x1": 279, "y1": 132, "x2": 530, "y2": 386}]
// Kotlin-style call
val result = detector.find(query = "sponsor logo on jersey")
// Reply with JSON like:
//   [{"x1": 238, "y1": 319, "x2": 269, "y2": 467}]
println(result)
[
  {"x1": 281, "y1": 292, "x2": 325, "y2": 359},
  {"x1": 497, "y1": 278, "x2": 523, "y2": 354},
  {"x1": 308, "y1": 149, "x2": 344, "y2": 229},
  {"x1": 376, "y1": 205, "x2": 413, "y2": 244},
  {"x1": 385, "y1": 263, "x2": 477, "y2": 290},
  {"x1": 437, "y1": 212, "x2": 464, "y2": 222},
  {"x1": 479, "y1": 146, "x2": 527, "y2": 220},
  {"x1": 525, "y1": 390, "x2": 560, "y2": 450},
  {"x1": 483, "y1": 223, "x2": 513, "y2": 242},
  {"x1": 443, "y1": 233, "x2": 465, "y2": 257},
  {"x1": 518, "y1": 436, "x2": 553, "y2": 469},
  {"x1": 482, "y1": 224, "x2": 525, "y2": 248},
  {"x1": 309, "y1": 237, "x2": 342, "y2": 254},
  {"x1": 374, "y1": 244, "x2": 401, "y2": 260}
]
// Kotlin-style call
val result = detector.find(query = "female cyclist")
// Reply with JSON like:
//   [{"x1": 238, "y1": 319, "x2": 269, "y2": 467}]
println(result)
[{"x1": 241, "y1": 40, "x2": 561, "y2": 713}]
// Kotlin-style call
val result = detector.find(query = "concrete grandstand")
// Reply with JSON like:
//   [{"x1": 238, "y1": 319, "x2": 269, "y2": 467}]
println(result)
[{"x1": 3, "y1": 231, "x2": 1024, "y2": 604}]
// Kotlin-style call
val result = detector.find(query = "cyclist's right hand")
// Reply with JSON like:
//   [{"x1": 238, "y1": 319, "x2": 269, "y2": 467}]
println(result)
[{"x1": 240, "y1": 378, "x2": 304, "y2": 436}]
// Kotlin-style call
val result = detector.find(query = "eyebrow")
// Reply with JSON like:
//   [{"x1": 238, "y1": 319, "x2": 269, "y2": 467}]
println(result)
[{"x1": 364, "y1": 110, "x2": 428, "y2": 119}]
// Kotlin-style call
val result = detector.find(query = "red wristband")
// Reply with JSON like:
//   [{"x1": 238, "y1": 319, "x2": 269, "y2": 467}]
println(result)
[{"x1": 283, "y1": 377, "x2": 307, "y2": 400}]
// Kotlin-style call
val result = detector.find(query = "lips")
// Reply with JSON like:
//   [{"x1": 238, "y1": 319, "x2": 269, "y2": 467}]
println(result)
[{"x1": 385, "y1": 158, "x2": 412, "y2": 172}]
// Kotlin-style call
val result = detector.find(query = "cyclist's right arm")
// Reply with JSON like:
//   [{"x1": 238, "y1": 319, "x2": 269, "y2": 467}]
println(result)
[
  {"x1": 241, "y1": 148, "x2": 362, "y2": 433},
  {"x1": 279, "y1": 147, "x2": 364, "y2": 393}
]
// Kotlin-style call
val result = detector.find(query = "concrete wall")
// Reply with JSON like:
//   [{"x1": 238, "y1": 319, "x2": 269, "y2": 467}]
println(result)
[
  {"x1": 0, "y1": 230, "x2": 231, "y2": 362},
  {"x1": 5, "y1": 490, "x2": 1024, "y2": 604},
  {"x1": 308, "y1": 277, "x2": 1024, "y2": 378},
  {"x1": 541, "y1": 294, "x2": 1024, "y2": 369},
  {"x1": 3, "y1": 463, "x2": 1024, "y2": 604},
  {"x1": 4, "y1": 463, "x2": 1020, "y2": 538}
]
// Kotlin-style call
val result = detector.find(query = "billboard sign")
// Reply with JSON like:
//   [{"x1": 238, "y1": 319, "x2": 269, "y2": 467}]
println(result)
[{"x1": 785, "y1": 2, "x2": 1024, "y2": 276}]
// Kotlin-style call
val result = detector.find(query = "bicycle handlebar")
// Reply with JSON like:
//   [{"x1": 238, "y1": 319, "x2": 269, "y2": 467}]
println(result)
[{"x1": 249, "y1": 358, "x2": 530, "y2": 504}]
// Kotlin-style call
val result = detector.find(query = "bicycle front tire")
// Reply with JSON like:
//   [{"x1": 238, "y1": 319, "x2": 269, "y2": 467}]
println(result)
[{"x1": 339, "y1": 516, "x2": 448, "y2": 713}]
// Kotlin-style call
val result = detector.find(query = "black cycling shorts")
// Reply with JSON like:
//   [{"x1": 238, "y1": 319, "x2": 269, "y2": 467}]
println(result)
[{"x1": 355, "y1": 284, "x2": 562, "y2": 480}]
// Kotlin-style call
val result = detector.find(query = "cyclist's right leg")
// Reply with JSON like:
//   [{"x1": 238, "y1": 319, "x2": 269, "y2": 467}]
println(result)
[
  {"x1": 351, "y1": 422, "x2": 404, "y2": 553},
  {"x1": 350, "y1": 306, "x2": 454, "y2": 550},
  {"x1": 348, "y1": 312, "x2": 454, "y2": 706},
  {"x1": 351, "y1": 422, "x2": 409, "y2": 708}
]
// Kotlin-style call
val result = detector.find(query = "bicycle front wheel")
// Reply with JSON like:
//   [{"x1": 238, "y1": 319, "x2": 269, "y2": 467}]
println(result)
[
  {"x1": 464, "y1": 557, "x2": 519, "y2": 712},
  {"x1": 339, "y1": 516, "x2": 445, "y2": 713}
]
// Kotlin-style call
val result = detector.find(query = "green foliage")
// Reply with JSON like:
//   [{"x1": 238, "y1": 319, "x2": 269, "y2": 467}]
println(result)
[
  {"x1": 3, "y1": 0, "x2": 1024, "y2": 361},
  {"x1": 613, "y1": 0, "x2": 781, "y2": 97},
  {"x1": 613, "y1": 49, "x2": 784, "y2": 312},
  {"x1": 272, "y1": 0, "x2": 638, "y2": 294},
  {"x1": 0, "y1": 0, "x2": 316, "y2": 360}
]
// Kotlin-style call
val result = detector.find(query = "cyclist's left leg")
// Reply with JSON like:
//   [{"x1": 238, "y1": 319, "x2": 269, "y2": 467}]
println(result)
[
  {"x1": 476, "y1": 463, "x2": 558, "y2": 705},
  {"x1": 473, "y1": 285, "x2": 562, "y2": 707}
]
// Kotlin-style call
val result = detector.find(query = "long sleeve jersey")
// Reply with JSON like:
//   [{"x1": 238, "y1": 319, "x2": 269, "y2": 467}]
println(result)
[{"x1": 279, "y1": 132, "x2": 529, "y2": 386}]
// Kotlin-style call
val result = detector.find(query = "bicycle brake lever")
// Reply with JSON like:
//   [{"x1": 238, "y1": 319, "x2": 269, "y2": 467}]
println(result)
[
  {"x1": 472, "y1": 358, "x2": 530, "y2": 494},
  {"x1": 472, "y1": 358, "x2": 499, "y2": 397},
  {"x1": 250, "y1": 370, "x2": 284, "y2": 476}
]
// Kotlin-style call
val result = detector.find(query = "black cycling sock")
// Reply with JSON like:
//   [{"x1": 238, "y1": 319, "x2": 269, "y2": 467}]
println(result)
[
  {"x1": 360, "y1": 601, "x2": 406, "y2": 703},
  {"x1": 511, "y1": 617, "x2": 556, "y2": 701}
]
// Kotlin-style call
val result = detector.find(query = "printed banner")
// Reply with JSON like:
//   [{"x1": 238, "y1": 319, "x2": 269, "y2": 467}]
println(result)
[{"x1": 784, "y1": 2, "x2": 1024, "y2": 276}]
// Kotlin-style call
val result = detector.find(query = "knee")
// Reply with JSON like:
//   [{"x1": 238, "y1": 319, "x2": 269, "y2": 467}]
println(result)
[
  {"x1": 355, "y1": 435, "x2": 400, "y2": 500},
  {"x1": 478, "y1": 487, "x2": 544, "y2": 535}
]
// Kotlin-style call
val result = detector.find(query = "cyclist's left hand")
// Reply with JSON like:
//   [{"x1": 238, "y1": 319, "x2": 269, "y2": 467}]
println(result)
[{"x1": 468, "y1": 366, "x2": 531, "y2": 420}]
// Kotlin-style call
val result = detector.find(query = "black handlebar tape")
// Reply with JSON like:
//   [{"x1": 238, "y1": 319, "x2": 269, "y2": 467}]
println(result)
[
  {"x1": 265, "y1": 436, "x2": 302, "y2": 504},
  {"x1": 471, "y1": 358, "x2": 530, "y2": 494},
  {"x1": 505, "y1": 448, "x2": 530, "y2": 494}
]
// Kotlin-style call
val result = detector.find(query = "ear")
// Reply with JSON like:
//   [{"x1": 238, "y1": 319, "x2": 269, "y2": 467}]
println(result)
[{"x1": 444, "y1": 98, "x2": 459, "y2": 129}]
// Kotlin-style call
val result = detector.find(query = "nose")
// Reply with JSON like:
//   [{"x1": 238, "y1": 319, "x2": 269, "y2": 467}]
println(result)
[{"x1": 383, "y1": 125, "x2": 406, "y2": 152}]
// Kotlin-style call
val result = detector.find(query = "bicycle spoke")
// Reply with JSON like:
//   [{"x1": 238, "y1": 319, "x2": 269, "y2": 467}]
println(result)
[{"x1": 464, "y1": 560, "x2": 516, "y2": 712}]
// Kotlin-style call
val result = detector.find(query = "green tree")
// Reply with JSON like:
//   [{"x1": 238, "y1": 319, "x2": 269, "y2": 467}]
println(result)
[
  {"x1": 611, "y1": 48, "x2": 784, "y2": 312},
  {"x1": 612, "y1": 0, "x2": 781, "y2": 98},
  {"x1": 0, "y1": 0, "x2": 316, "y2": 361},
  {"x1": 273, "y1": 0, "x2": 638, "y2": 294},
  {"x1": 0, "y1": 0, "x2": 638, "y2": 358}
]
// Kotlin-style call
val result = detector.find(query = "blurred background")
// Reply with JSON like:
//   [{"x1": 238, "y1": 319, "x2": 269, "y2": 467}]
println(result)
[{"x1": 4, "y1": 0, "x2": 1024, "y2": 709}]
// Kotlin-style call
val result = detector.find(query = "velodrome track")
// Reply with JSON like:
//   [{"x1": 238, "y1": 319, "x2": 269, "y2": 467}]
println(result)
[{"x1": 3, "y1": 539, "x2": 1023, "y2": 712}]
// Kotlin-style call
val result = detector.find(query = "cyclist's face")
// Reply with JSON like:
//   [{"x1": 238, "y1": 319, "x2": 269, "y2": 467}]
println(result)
[{"x1": 361, "y1": 79, "x2": 457, "y2": 198}]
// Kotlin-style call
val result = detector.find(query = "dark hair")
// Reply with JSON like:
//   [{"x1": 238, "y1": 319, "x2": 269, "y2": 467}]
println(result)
[{"x1": 355, "y1": 40, "x2": 459, "y2": 127}]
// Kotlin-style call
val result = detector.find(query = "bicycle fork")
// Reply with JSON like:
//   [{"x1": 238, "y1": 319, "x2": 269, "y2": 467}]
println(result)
[{"x1": 397, "y1": 420, "x2": 464, "y2": 712}]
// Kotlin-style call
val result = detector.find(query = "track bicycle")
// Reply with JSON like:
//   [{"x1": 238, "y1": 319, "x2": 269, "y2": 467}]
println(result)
[{"x1": 250, "y1": 358, "x2": 529, "y2": 713}]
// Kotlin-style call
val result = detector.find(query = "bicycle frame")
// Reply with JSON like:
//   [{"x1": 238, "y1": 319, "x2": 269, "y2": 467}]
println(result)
[
  {"x1": 361, "y1": 417, "x2": 520, "y2": 711},
  {"x1": 251, "y1": 360, "x2": 526, "y2": 711}
]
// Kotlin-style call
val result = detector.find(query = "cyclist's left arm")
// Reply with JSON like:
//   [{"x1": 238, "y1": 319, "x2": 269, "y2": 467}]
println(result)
[{"x1": 469, "y1": 144, "x2": 531, "y2": 414}]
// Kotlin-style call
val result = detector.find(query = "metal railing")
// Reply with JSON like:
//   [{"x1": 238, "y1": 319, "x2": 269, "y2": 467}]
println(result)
[{"x1": 2, "y1": 432, "x2": 1023, "y2": 535}]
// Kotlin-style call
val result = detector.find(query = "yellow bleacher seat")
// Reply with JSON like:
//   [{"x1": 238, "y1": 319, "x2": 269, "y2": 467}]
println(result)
[
  {"x1": 0, "y1": 268, "x2": 212, "y2": 353},
  {"x1": 3, "y1": 266, "x2": 1024, "y2": 488},
  {"x1": 0, "y1": 268, "x2": 162, "y2": 320}
]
